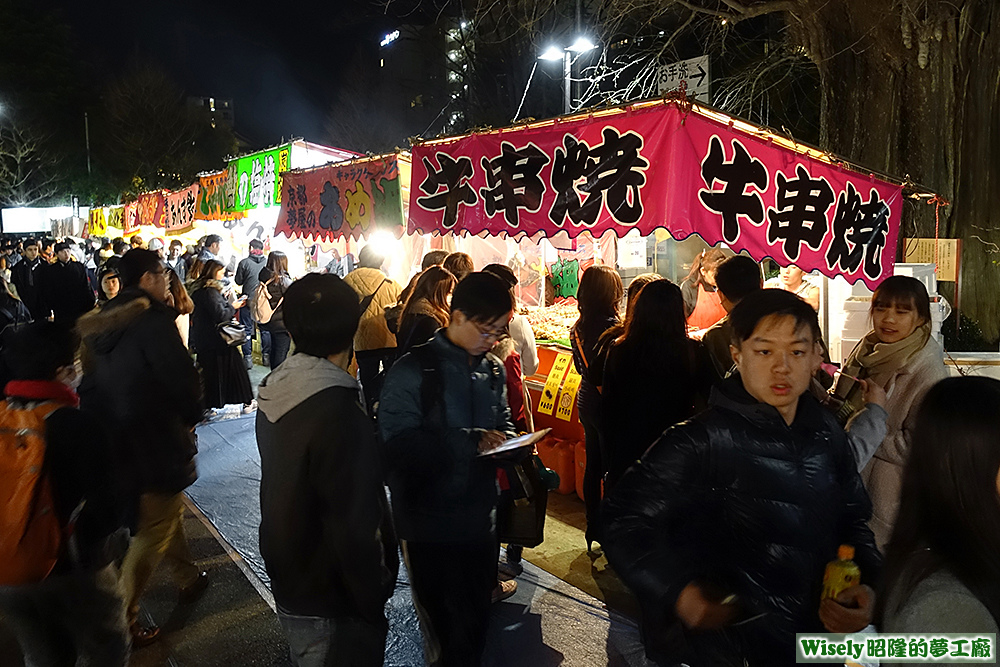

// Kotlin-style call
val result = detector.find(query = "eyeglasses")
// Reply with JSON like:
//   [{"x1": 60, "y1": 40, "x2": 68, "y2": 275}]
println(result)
[{"x1": 471, "y1": 320, "x2": 506, "y2": 341}]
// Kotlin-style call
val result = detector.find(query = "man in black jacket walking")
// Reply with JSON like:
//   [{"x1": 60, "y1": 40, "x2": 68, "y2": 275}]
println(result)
[
  {"x1": 603, "y1": 289, "x2": 881, "y2": 667},
  {"x1": 40, "y1": 241, "x2": 95, "y2": 325},
  {"x1": 234, "y1": 239, "x2": 268, "y2": 367},
  {"x1": 76, "y1": 249, "x2": 206, "y2": 646},
  {"x1": 256, "y1": 273, "x2": 398, "y2": 667}
]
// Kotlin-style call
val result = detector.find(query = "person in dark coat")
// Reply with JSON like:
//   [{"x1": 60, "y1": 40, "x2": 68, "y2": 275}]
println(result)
[
  {"x1": 189, "y1": 260, "x2": 254, "y2": 411},
  {"x1": 379, "y1": 272, "x2": 519, "y2": 667},
  {"x1": 40, "y1": 242, "x2": 95, "y2": 325},
  {"x1": 0, "y1": 322, "x2": 129, "y2": 666},
  {"x1": 602, "y1": 289, "x2": 881, "y2": 667},
  {"x1": 569, "y1": 265, "x2": 623, "y2": 553},
  {"x1": 395, "y1": 266, "x2": 456, "y2": 356},
  {"x1": 76, "y1": 249, "x2": 206, "y2": 645},
  {"x1": 258, "y1": 251, "x2": 293, "y2": 370},
  {"x1": 600, "y1": 279, "x2": 715, "y2": 491},
  {"x1": 9, "y1": 238, "x2": 46, "y2": 319},
  {"x1": 234, "y1": 239, "x2": 268, "y2": 367},
  {"x1": 256, "y1": 273, "x2": 398, "y2": 667}
]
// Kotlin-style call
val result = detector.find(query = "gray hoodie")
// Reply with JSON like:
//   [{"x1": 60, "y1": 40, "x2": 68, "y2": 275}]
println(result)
[
  {"x1": 255, "y1": 350, "x2": 398, "y2": 620},
  {"x1": 257, "y1": 353, "x2": 359, "y2": 422}
]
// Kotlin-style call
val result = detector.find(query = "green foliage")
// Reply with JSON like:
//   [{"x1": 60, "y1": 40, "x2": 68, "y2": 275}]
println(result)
[{"x1": 942, "y1": 312, "x2": 997, "y2": 352}]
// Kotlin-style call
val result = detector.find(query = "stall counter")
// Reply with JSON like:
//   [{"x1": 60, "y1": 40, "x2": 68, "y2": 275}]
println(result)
[{"x1": 525, "y1": 344, "x2": 585, "y2": 441}]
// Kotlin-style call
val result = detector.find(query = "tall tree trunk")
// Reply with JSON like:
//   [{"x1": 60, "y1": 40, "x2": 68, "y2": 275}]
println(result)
[{"x1": 795, "y1": 0, "x2": 1000, "y2": 339}]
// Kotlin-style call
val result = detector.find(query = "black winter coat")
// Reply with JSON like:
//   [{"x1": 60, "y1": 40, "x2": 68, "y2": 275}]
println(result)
[
  {"x1": 602, "y1": 376, "x2": 881, "y2": 667},
  {"x1": 600, "y1": 337, "x2": 715, "y2": 487},
  {"x1": 40, "y1": 259, "x2": 95, "y2": 324},
  {"x1": 570, "y1": 314, "x2": 618, "y2": 418},
  {"x1": 396, "y1": 312, "x2": 441, "y2": 356},
  {"x1": 190, "y1": 281, "x2": 234, "y2": 354},
  {"x1": 9, "y1": 257, "x2": 45, "y2": 319},
  {"x1": 77, "y1": 288, "x2": 203, "y2": 506}
]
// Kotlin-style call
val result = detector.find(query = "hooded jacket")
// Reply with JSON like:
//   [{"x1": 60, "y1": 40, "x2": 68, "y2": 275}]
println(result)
[
  {"x1": 343, "y1": 267, "x2": 401, "y2": 351},
  {"x1": 379, "y1": 331, "x2": 517, "y2": 542},
  {"x1": 602, "y1": 376, "x2": 881, "y2": 667},
  {"x1": 77, "y1": 287, "x2": 203, "y2": 502},
  {"x1": 256, "y1": 354, "x2": 398, "y2": 622},
  {"x1": 234, "y1": 253, "x2": 266, "y2": 298}
]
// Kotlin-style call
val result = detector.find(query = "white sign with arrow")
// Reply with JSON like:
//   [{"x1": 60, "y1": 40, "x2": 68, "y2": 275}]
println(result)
[{"x1": 658, "y1": 55, "x2": 710, "y2": 103}]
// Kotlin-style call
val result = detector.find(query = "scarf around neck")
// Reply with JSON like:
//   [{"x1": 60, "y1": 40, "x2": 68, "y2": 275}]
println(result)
[{"x1": 831, "y1": 321, "x2": 931, "y2": 423}]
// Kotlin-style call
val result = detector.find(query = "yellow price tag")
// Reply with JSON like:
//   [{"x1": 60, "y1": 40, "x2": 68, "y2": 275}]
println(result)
[
  {"x1": 536, "y1": 353, "x2": 572, "y2": 415},
  {"x1": 555, "y1": 367, "x2": 582, "y2": 421}
]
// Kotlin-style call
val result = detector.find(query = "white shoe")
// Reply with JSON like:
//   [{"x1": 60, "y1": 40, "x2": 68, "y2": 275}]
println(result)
[{"x1": 242, "y1": 400, "x2": 257, "y2": 414}]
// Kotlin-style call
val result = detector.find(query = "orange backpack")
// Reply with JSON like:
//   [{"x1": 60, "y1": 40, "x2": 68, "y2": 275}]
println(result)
[{"x1": 0, "y1": 400, "x2": 63, "y2": 585}]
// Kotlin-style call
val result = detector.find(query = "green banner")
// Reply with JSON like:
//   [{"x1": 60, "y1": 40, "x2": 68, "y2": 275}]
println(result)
[{"x1": 224, "y1": 143, "x2": 292, "y2": 213}]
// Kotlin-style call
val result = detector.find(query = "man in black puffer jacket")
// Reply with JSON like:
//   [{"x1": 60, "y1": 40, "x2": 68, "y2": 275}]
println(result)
[
  {"x1": 603, "y1": 289, "x2": 881, "y2": 667},
  {"x1": 76, "y1": 249, "x2": 205, "y2": 646}
]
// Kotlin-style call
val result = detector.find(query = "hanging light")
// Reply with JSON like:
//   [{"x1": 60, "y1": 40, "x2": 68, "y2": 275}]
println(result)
[{"x1": 567, "y1": 36, "x2": 596, "y2": 53}]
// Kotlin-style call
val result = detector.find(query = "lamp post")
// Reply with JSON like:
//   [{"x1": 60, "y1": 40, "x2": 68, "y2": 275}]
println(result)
[{"x1": 539, "y1": 37, "x2": 596, "y2": 114}]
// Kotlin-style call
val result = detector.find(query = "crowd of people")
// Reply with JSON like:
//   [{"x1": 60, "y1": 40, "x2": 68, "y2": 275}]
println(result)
[{"x1": 0, "y1": 235, "x2": 997, "y2": 667}]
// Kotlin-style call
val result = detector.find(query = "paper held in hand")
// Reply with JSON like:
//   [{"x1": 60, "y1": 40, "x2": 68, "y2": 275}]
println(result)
[{"x1": 478, "y1": 428, "x2": 552, "y2": 458}]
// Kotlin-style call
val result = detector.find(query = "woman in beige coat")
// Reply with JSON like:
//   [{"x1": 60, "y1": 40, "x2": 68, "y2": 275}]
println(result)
[{"x1": 831, "y1": 276, "x2": 947, "y2": 549}]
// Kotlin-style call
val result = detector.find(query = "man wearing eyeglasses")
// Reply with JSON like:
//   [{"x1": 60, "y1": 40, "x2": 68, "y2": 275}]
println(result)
[
  {"x1": 76, "y1": 249, "x2": 205, "y2": 646},
  {"x1": 379, "y1": 272, "x2": 519, "y2": 667}
]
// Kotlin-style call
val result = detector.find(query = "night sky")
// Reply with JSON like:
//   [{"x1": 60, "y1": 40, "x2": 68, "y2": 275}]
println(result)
[{"x1": 41, "y1": 0, "x2": 390, "y2": 148}]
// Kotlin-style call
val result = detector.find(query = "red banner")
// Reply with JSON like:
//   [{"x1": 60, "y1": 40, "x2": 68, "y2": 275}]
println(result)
[
  {"x1": 274, "y1": 156, "x2": 405, "y2": 241},
  {"x1": 123, "y1": 201, "x2": 139, "y2": 236},
  {"x1": 164, "y1": 184, "x2": 199, "y2": 234},
  {"x1": 136, "y1": 191, "x2": 166, "y2": 228},
  {"x1": 409, "y1": 103, "x2": 903, "y2": 288}
]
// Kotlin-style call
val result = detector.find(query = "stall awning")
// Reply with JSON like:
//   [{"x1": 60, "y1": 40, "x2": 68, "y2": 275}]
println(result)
[
  {"x1": 408, "y1": 100, "x2": 904, "y2": 289},
  {"x1": 273, "y1": 153, "x2": 409, "y2": 242}
]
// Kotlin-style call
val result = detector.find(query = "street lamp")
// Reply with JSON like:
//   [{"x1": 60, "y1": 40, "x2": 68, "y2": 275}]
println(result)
[{"x1": 538, "y1": 37, "x2": 596, "y2": 114}]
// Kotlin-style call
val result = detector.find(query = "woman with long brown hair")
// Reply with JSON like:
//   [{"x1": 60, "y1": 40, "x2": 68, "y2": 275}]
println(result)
[
  {"x1": 396, "y1": 266, "x2": 457, "y2": 355},
  {"x1": 680, "y1": 247, "x2": 727, "y2": 330},
  {"x1": 601, "y1": 279, "x2": 713, "y2": 490},
  {"x1": 877, "y1": 376, "x2": 1000, "y2": 634},
  {"x1": 570, "y1": 265, "x2": 623, "y2": 552},
  {"x1": 830, "y1": 276, "x2": 947, "y2": 548},
  {"x1": 259, "y1": 251, "x2": 293, "y2": 370},
  {"x1": 165, "y1": 267, "x2": 194, "y2": 348},
  {"x1": 190, "y1": 260, "x2": 254, "y2": 413}
]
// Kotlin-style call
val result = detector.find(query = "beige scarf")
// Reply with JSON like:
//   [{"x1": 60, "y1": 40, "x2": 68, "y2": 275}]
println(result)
[{"x1": 831, "y1": 321, "x2": 931, "y2": 424}]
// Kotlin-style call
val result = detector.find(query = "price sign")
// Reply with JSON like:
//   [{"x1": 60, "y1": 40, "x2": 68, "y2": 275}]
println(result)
[
  {"x1": 555, "y1": 367, "x2": 582, "y2": 421},
  {"x1": 537, "y1": 353, "x2": 572, "y2": 415}
]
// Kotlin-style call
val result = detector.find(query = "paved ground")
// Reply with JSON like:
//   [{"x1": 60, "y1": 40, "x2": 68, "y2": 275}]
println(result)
[
  {"x1": 1, "y1": 360, "x2": 658, "y2": 666},
  {"x1": 189, "y1": 411, "x2": 656, "y2": 667}
]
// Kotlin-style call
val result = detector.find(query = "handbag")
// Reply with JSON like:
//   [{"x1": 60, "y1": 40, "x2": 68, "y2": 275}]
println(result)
[
  {"x1": 217, "y1": 319, "x2": 247, "y2": 347},
  {"x1": 496, "y1": 456, "x2": 548, "y2": 548}
]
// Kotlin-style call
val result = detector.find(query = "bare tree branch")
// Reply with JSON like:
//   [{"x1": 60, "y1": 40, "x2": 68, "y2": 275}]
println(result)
[{"x1": 0, "y1": 117, "x2": 62, "y2": 207}]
